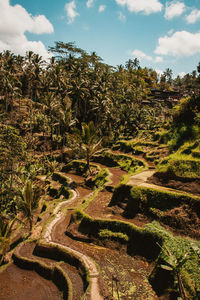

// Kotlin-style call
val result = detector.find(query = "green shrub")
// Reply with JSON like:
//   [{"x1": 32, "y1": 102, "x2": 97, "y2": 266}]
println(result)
[
  {"x1": 86, "y1": 168, "x2": 110, "y2": 189},
  {"x1": 148, "y1": 222, "x2": 200, "y2": 298},
  {"x1": 173, "y1": 96, "x2": 200, "y2": 126}
]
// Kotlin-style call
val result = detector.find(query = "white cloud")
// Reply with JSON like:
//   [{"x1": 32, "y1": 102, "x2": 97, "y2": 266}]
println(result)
[
  {"x1": 167, "y1": 29, "x2": 174, "y2": 36},
  {"x1": 164, "y1": 1, "x2": 185, "y2": 20},
  {"x1": 131, "y1": 49, "x2": 152, "y2": 61},
  {"x1": 186, "y1": 9, "x2": 200, "y2": 24},
  {"x1": 155, "y1": 31, "x2": 200, "y2": 56},
  {"x1": 118, "y1": 12, "x2": 126, "y2": 22},
  {"x1": 115, "y1": 0, "x2": 163, "y2": 15},
  {"x1": 155, "y1": 69, "x2": 163, "y2": 77},
  {"x1": 65, "y1": 1, "x2": 79, "y2": 24},
  {"x1": 178, "y1": 72, "x2": 186, "y2": 78},
  {"x1": 86, "y1": 0, "x2": 94, "y2": 8},
  {"x1": 155, "y1": 56, "x2": 163, "y2": 62},
  {"x1": 99, "y1": 5, "x2": 106, "y2": 13},
  {"x1": 131, "y1": 49, "x2": 164, "y2": 63},
  {"x1": 0, "y1": 0, "x2": 53, "y2": 60},
  {"x1": 31, "y1": 15, "x2": 54, "y2": 34}
]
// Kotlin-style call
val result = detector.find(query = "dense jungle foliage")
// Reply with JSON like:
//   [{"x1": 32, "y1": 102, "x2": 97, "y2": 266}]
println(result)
[{"x1": 0, "y1": 41, "x2": 199, "y2": 218}]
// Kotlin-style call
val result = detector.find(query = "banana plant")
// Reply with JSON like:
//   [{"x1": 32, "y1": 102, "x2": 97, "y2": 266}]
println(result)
[
  {"x1": 0, "y1": 214, "x2": 16, "y2": 265},
  {"x1": 159, "y1": 244, "x2": 191, "y2": 300}
]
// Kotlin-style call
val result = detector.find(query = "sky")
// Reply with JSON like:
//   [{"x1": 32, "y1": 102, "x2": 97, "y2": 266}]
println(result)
[{"x1": 1, "y1": 0, "x2": 200, "y2": 77}]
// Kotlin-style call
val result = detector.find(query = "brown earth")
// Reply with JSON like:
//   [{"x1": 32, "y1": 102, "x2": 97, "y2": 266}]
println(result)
[
  {"x1": 1, "y1": 154, "x2": 199, "y2": 300},
  {"x1": 149, "y1": 173, "x2": 200, "y2": 195},
  {"x1": 0, "y1": 264, "x2": 62, "y2": 300}
]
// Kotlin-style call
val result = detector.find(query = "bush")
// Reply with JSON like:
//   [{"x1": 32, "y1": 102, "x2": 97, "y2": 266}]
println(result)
[
  {"x1": 173, "y1": 96, "x2": 200, "y2": 126},
  {"x1": 86, "y1": 168, "x2": 109, "y2": 189}
]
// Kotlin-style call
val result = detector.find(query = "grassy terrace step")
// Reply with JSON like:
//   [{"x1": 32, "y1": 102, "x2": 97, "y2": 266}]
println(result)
[
  {"x1": 12, "y1": 243, "x2": 73, "y2": 300},
  {"x1": 157, "y1": 154, "x2": 200, "y2": 179},
  {"x1": 33, "y1": 242, "x2": 90, "y2": 295},
  {"x1": 71, "y1": 210, "x2": 200, "y2": 299},
  {"x1": 92, "y1": 151, "x2": 147, "y2": 173},
  {"x1": 72, "y1": 209, "x2": 162, "y2": 260},
  {"x1": 47, "y1": 172, "x2": 73, "y2": 199},
  {"x1": 48, "y1": 183, "x2": 71, "y2": 199},
  {"x1": 113, "y1": 139, "x2": 159, "y2": 153},
  {"x1": 110, "y1": 184, "x2": 200, "y2": 216},
  {"x1": 109, "y1": 184, "x2": 200, "y2": 239}
]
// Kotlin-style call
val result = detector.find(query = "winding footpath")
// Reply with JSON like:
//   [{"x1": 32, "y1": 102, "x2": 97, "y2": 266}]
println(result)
[{"x1": 42, "y1": 177, "x2": 103, "y2": 300}]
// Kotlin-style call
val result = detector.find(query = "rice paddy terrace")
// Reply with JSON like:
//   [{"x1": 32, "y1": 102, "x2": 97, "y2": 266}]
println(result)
[{"x1": 0, "y1": 144, "x2": 200, "y2": 300}]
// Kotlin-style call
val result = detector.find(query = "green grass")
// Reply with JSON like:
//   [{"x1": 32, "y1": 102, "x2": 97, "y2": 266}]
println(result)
[
  {"x1": 157, "y1": 152, "x2": 200, "y2": 178},
  {"x1": 93, "y1": 151, "x2": 147, "y2": 174},
  {"x1": 98, "y1": 229, "x2": 129, "y2": 242},
  {"x1": 113, "y1": 139, "x2": 158, "y2": 154}
]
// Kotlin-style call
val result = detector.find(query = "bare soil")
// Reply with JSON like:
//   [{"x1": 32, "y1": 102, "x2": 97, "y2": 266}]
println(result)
[
  {"x1": 149, "y1": 173, "x2": 200, "y2": 195},
  {"x1": 0, "y1": 264, "x2": 62, "y2": 300}
]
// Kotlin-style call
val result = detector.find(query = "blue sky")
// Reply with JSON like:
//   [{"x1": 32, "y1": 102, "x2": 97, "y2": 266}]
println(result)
[{"x1": 1, "y1": 0, "x2": 200, "y2": 77}]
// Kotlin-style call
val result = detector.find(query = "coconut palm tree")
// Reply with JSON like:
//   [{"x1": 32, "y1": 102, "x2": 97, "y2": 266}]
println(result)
[
  {"x1": 74, "y1": 121, "x2": 102, "y2": 175},
  {"x1": 18, "y1": 180, "x2": 39, "y2": 232}
]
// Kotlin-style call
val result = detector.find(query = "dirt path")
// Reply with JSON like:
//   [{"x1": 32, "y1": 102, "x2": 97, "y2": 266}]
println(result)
[
  {"x1": 127, "y1": 169, "x2": 198, "y2": 195},
  {"x1": 42, "y1": 174, "x2": 104, "y2": 300}
]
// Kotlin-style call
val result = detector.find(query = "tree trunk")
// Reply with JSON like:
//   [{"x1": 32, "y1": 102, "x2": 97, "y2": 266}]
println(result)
[
  {"x1": 177, "y1": 272, "x2": 187, "y2": 300},
  {"x1": 86, "y1": 151, "x2": 92, "y2": 175}
]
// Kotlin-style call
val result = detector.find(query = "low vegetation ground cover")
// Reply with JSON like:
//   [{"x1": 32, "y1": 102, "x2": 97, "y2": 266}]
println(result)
[{"x1": 92, "y1": 151, "x2": 147, "y2": 173}]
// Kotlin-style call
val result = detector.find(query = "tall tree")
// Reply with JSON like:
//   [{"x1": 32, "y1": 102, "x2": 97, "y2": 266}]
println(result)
[{"x1": 74, "y1": 121, "x2": 102, "y2": 175}]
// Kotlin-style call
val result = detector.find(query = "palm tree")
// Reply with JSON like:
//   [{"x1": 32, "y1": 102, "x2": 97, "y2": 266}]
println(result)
[
  {"x1": 133, "y1": 58, "x2": 140, "y2": 70},
  {"x1": 163, "y1": 68, "x2": 173, "y2": 84},
  {"x1": 18, "y1": 180, "x2": 39, "y2": 232},
  {"x1": 125, "y1": 58, "x2": 140, "y2": 71},
  {"x1": 74, "y1": 121, "x2": 102, "y2": 175}
]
